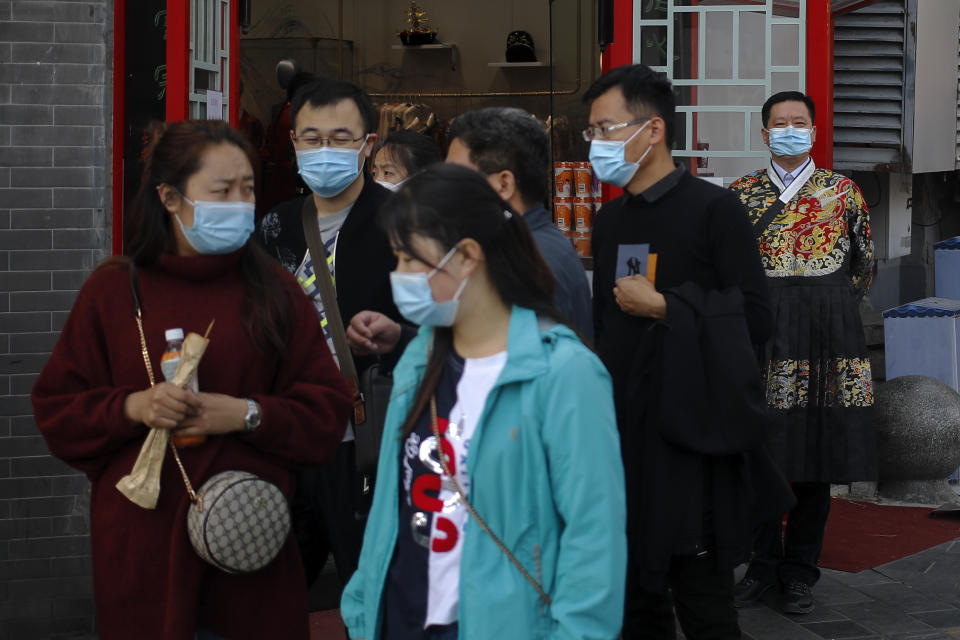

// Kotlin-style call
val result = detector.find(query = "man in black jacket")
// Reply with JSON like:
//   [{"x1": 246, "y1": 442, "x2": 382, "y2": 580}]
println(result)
[
  {"x1": 586, "y1": 64, "x2": 774, "y2": 639},
  {"x1": 259, "y1": 75, "x2": 402, "y2": 591}
]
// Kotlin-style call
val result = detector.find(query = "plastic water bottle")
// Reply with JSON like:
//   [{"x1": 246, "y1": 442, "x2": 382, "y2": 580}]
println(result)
[
  {"x1": 161, "y1": 328, "x2": 205, "y2": 447},
  {"x1": 160, "y1": 328, "x2": 185, "y2": 383}
]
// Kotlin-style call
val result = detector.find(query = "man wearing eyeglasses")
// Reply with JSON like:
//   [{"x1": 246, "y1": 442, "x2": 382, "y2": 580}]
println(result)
[
  {"x1": 258, "y1": 75, "x2": 402, "y2": 595},
  {"x1": 584, "y1": 64, "x2": 774, "y2": 639}
]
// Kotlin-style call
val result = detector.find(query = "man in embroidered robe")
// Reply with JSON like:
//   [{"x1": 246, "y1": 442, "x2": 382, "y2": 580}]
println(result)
[{"x1": 730, "y1": 91, "x2": 877, "y2": 614}]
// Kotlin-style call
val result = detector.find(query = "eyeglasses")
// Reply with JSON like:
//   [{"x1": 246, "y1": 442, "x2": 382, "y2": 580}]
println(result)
[
  {"x1": 581, "y1": 118, "x2": 650, "y2": 142},
  {"x1": 293, "y1": 132, "x2": 367, "y2": 148}
]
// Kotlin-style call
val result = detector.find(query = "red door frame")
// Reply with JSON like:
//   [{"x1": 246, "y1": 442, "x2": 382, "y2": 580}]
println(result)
[
  {"x1": 229, "y1": 0, "x2": 239, "y2": 124},
  {"x1": 166, "y1": 0, "x2": 240, "y2": 123},
  {"x1": 111, "y1": 0, "x2": 126, "y2": 255},
  {"x1": 805, "y1": 0, "x2": 834, "y2": 169},
  {"x1": 598, "y1": 0, "x2": 834, "y2": 187},
  {"x1": 112, "y1": 0, "x2": 241, "y2": 255},
  {"x1": 166, "y1": 0, "x2": 190, "y2": 121}
]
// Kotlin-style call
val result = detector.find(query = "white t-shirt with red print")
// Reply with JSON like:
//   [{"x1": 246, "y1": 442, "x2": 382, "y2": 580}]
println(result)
[{"x1": 383, "y1": 349, "x2": 507, "y2": 637}]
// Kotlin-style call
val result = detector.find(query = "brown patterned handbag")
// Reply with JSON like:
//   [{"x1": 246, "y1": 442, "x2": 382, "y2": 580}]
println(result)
[{"x1": 184, "y1": 470, "x2": 290, "y2": 574}]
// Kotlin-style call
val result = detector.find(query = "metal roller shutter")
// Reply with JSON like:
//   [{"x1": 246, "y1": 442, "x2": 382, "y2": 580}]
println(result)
[{"x1": 832, "y1": 0, "x2": 907, "y2": 171}]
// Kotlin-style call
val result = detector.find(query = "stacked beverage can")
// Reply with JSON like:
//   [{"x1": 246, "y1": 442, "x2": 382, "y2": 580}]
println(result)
[
  {"x1": 573, "y1": 198, "x2": 592, "y2": 257},
  {"x1": 573, "y1": 162, "x2": 591, "y2": 198},
  {"x1": 554, "y1": 198, "x2": 573, "y2": 236},
  {"x1": 554, "y1": 162, "x2": 574, "y2": 198},
  {"x1": 553, "y1": 162, "x2": 574, "y2": 242},
  {"x1": 555, "y1": 161, "x2": 600, "y2": 257},
  {"x1": 570, "y1": 162, "x2": 598, "y2": 257}
]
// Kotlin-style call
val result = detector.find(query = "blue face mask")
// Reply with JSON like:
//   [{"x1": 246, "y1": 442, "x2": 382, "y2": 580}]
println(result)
[
  {"x1": 767, "y1": 126, "x2": 812, "y2": 157},
  {"x1": 296, "y1": 137, "x2": 368, "y2": 198},
  {"x1": 390, "y1": 246, "x2": 469, "y2": 327},
  {"x1": 175, "y1": 197, "x2": 255, "y2": 255},
  {"x1": 588, "y1": 121, "x2": 653, "y2": 188}
]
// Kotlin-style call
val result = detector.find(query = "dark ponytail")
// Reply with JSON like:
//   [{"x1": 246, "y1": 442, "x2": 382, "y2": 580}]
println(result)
[{"x1": 379, "y1": 163, "x2": 567, "y2": 436}]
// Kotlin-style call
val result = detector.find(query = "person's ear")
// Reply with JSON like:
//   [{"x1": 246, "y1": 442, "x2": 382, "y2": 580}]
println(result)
[
  {"x1": 455, "y1": 237, "x2": 484, "y2": 277},
  {"x1": 761, "y1": 127, "x2": 770, "y2": 147},
  {"x1": 156, "y1": 184, "x2": 181, "y2": 215},
  {"x1": 486, "y1": 170, "x2": 517, "y2": 203},
  {"x1": 289, "y1": 129, "x2": 296, "y2": 144},
  {"x1": 810, "y1": 125, "x2": 817, "y2": 146},
  {"x1": 362, "y1": 133, "x2": 377, "y2": 159},
  {"x1": 647, "y1": 116, "x2": 667, "y2": 148}
]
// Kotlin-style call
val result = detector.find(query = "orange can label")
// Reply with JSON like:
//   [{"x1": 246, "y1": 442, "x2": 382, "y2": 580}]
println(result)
[
  {"x1": 574, "y1": 162, "x2": 592, "y2": 197},
  {"x1": 573, "y1": 198, "x2": 593, "y2": 231},
  {"x1": 573, "y1": 232, "x2": 592, "y2": 257},
  {"x1": 554, "y1": 198, "x2": 573, "y2": 231},
  {"x1": 554, "y1": 162, "x2": 573, "y2": 198}
]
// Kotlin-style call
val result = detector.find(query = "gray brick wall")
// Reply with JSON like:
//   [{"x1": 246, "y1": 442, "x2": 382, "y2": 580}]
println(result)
[{"x1": 0, "y1": 1, "x2": 111, "y2": 638}]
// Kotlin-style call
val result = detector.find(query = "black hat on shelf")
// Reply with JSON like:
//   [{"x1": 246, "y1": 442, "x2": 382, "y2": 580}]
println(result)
[{"x1": 505, "y1": 30, "x2": 536, "y2": 63}]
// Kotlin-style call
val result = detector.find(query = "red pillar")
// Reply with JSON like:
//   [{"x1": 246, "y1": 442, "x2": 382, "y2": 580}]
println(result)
[
  {"x1": 166, "y1": 0, "x2": 189, "y2": 121},
  {"x1": 805, "y1": 0, "x2": 834, "y2": 169},
  {"x1": 601, "y1": 0, "x2": 634, "y2": 74},
  {"x1": 598, "y1": 0, "x2": 634, "y2": 201},
  {"x1": 229, "y1": 0, "x2": 239, "y2": 126}
]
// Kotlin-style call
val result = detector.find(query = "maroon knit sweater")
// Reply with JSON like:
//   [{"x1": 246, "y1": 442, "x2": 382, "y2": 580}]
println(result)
[{"x1": 32, "y1": 250, "x2": 353, "y2": 640}]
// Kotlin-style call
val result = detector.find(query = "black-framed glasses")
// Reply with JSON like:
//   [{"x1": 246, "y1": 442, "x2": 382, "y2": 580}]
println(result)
[
  {"x1": 581, "y1": 118, "x2": 650, "y2": 142},
  {"x1": 293, "y1": 132, "x2": 367, "y2": 148}
]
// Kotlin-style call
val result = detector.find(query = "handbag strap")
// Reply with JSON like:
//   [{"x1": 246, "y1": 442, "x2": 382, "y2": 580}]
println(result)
[
  {"x1": 429, "y1": 396, "x2": 552, "y2": 606},
  {"x1": 128, "y1": 261, "x2": 199, "y2": 504},
  {"x1": 752, "y1": 198, "x2": 786, "y2": 240},
  {"x1": 300, "y1": 197, "x2": 366, "y2": 424}
]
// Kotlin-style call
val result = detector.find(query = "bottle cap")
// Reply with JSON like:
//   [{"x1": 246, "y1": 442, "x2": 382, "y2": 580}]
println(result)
[{"x1": 164, "y1": 328, "x2": 184, "y2": 341}]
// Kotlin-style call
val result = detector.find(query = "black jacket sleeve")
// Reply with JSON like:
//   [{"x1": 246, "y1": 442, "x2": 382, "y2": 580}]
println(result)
[{"x1": 705, "y1": 190, "x2": 773, "y2": 346}]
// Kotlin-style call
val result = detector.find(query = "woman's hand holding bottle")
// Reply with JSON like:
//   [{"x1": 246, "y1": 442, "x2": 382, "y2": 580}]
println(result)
[{"x1": 123, "y1": 382, "x2": 203, "y2": 430}]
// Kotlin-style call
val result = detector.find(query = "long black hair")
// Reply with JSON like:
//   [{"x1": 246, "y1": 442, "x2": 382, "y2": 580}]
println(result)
[
  {"x1": 381, "y1": 163, "x2": 566, "y2": 436},
  {"x1": 123, "y1": 119, "x2": 293, "y2": 358}
]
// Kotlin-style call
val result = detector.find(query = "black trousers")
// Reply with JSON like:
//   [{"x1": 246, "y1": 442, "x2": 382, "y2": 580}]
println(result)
[
  {"x1": 623, "y1": 552, "x2": 741, "y2": 640},
  {"x1": 292, "y1": 440, "x2": 372, "y2": 588},
  {"x1": 746, "y1": 481, "x2": 831, "y2": 587}
]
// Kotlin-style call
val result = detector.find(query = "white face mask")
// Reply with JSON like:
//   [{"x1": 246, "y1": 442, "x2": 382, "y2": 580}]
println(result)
[{"x1": 376, "y1": 179, "x2": 405, "y2": 192}]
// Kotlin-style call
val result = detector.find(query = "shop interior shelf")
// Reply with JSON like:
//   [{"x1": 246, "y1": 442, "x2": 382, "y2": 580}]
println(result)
[
  {"x1": 487, "y1": 61, "x2": 550, "y2": 67},
  {"x1": 391, "y1": 44, "x2": 456, "y2": 50}
]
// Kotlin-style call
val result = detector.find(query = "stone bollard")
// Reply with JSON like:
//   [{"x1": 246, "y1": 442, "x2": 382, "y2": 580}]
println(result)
[{"x1": 876, "y1": 375, "x2": 960, "y2": 504}]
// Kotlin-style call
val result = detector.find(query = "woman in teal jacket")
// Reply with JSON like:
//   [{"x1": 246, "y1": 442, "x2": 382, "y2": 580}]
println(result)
[{"x1": 341, "y1": 164, "x2": 626, "y2": 640}]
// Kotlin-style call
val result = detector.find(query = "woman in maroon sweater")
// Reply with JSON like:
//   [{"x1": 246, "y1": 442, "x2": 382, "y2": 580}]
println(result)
[{"x1": 31, "y1": 120, "x2": 353, "y2": 640}]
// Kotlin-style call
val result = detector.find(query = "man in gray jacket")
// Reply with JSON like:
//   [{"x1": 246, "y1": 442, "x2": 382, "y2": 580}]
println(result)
[
  {"x1": 446, "y1": 107, "x2": 593, "y2": 340},
  {"x1": 348, "y1": 107, "x2": 594, "y2": 354}
]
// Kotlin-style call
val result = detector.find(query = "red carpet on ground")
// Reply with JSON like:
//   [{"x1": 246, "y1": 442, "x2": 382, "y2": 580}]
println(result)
[
  {"x1": 819, "y1": 498, "x2": 960, "y2": 572},
  {"x1": 309, "y1": 609, "x2": 347, "y2": 640}
]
